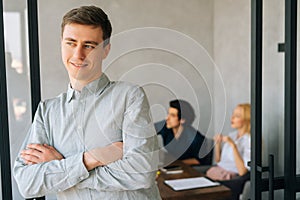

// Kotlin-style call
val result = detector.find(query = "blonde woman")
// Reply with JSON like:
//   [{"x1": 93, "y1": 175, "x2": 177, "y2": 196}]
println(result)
[
  {"x1": 206, "y1": 103, "x2": 251, "y2": 200},
  {"x1": 207, "y1": 103, "x2": 251, "y2": 180}
]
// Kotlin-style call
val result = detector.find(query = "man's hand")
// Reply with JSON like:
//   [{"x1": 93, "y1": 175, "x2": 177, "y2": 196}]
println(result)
[
  {"x1": 20, "y1": 144, "x2": 64, "y2": 165},
  {"x1": 83, "y1": 142, "x2": 123, "y2": 171}
]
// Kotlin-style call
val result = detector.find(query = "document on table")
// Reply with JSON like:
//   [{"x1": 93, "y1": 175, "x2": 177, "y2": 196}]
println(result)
[{"x1": 164, "y1": 177, "x2": 220, "y2": 191}]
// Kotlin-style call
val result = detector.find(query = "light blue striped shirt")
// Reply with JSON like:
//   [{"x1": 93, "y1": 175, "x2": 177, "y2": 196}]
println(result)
[{"x1": 13, "y1": 73, "x2": 161, "y2": 200}]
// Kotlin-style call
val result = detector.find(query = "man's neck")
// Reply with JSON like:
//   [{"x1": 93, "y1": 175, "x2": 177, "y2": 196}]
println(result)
[
  {"x1": 70, "y1": 81, "x2": 85, "y2": 92},
  {"x1": 172, "y1": 125, "x2": 184, "y2": 139},
  {"x1": 70, "y1": 75, "x2": 102, "y2": 92}
]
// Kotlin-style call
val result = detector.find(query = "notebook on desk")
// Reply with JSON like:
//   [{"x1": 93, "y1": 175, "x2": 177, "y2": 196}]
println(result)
[{"x1": 164, "y1": 177, "x2": 220, "y2": 191}]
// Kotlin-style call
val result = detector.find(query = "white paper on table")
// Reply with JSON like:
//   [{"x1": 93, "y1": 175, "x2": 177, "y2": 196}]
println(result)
[{"x1": 164, "y1": 177, "x2": 220, "y2": 191}]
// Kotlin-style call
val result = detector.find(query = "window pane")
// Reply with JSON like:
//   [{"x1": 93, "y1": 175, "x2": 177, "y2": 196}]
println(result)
[
  {"x1": 3, "y1": 0, "x2": 31, "y2": 199},
  {"x1": 261, "y1": 0, "x2": 285, "y2": 177}
]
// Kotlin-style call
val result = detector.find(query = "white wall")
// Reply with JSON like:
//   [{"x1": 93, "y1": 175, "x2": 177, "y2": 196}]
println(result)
[{"x1": 213, "y1": 0, "x2": 251, "y2": 134}]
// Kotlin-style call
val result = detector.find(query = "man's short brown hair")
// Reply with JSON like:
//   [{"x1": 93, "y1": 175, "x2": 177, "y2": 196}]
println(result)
[{"x1": 61, "y1": 5, "x2": 112, "y2": 46}]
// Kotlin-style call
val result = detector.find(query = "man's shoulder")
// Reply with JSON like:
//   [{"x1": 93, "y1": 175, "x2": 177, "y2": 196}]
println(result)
[
  {"x1": 111, "y1": 80, "x2": 141, "y2": 90},
  {"x1": 184, "y1": 125, "x2": 204, "y2": 135},
  {"x1": 183, "y1": 125, "x2": 206, "y2": 142},
  {"x1": 110, "y1": 81, "x2": 145, "y2": 97},
  {"x1": 40, "y1": 92, "x2": 68, "y2": 107}
]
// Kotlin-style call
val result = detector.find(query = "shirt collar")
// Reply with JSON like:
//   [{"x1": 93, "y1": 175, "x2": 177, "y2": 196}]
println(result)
[{"x1": 67, "y1": 73, "x2": 110, "y2": 103}]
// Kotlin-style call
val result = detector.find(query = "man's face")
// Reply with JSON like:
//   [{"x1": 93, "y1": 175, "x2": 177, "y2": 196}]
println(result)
[
  {"x1": 166, "y1": 107, "x2": 181, "y2": 129},
  {"x1": 61, "y1": 23, "x2": 110, "y2": 85}
]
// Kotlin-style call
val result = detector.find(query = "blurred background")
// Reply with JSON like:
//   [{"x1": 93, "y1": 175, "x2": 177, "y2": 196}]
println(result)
[{"x1": 2, "y1": 0, "x2": 299, "y2": 199}]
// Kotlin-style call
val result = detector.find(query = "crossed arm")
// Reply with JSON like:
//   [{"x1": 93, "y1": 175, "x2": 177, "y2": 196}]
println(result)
[
  {"x1": 21, "y1": 142, "x2": 123, "y2": 171},
  {"x1": 14, "y1": 87, "x2": 158, "y2": 198}
]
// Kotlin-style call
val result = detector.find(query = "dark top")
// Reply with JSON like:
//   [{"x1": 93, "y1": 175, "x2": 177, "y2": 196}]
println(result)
[{"x1": 155, "y1": 121, "x2": 212, "y2": 165}]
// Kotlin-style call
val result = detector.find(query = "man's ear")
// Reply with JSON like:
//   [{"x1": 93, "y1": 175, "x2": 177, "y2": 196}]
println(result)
[
  {"x1": 102, "y1": 43, "x2": 111, "y2": 59},
  {"x1": 180, "y1": 119, "x2": 185, "y2": 125}
]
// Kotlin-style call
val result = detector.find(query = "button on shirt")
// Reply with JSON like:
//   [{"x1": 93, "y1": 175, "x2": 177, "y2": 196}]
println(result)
[
  {"x1": 218, "y1": 131, "x2": 251, "y2": 174},
  {"x1": 13, "y1": 73, "x2": 161, "y2": 200}
]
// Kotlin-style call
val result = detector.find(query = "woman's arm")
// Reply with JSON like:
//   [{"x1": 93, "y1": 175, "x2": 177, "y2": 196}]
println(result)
[
  {"x1": 222, "y1": 136, "x2": 248, "y2": 176},
  {"x1": 213, "y1": 134, "x2": 222, "y2": 163}
]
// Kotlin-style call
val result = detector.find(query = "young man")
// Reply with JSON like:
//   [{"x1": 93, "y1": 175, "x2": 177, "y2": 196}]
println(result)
[
  {"x1": 14, "y1": 6, "x2": 161, "y2": 199},
  {"x1": 156, "y1": 100, "x2": 212, "y2": 166}
]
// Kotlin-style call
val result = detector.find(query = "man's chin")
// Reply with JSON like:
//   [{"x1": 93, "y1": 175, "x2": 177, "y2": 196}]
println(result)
[{"x1": 166, "y1": 124, "x2": 172, "y2": 129}]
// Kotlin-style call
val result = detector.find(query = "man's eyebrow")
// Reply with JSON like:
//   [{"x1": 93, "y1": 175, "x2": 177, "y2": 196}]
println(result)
[
  {"x1": 84, "y1": 41, "x2": 99, "y2": 46},
  {"x1": 63, "y1": 38, "x2": 99, "y2": 46},
  {"x1": 64, "y1": 37, "x2": 76, "y2": 42}
]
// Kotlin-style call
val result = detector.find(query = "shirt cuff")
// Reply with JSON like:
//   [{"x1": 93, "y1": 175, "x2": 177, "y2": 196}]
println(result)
[{"x1": 65, "y1": 152, "x2": 89, "y2": 186}]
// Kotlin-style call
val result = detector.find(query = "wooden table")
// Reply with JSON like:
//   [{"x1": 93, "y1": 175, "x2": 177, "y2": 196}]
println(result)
[{"x1": 157, "y1": 161, "x2": 232, "y2": 200}]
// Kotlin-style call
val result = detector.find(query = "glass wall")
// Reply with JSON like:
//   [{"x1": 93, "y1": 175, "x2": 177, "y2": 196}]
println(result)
[
  {"x1": 3, "y1": 0, "x2": 31, "y2": 199},
  {"x1": 261, "y1": 0, "x2": 285, "y2": 180}
]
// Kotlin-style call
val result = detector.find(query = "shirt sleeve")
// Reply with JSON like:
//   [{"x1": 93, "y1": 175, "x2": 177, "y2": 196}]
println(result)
[
  {"x1": 13, "y1": 102, "x2": 90, "y2": 198},
  {"x1": 75, "y1": 86, "x2": 159, "y2": 191}
]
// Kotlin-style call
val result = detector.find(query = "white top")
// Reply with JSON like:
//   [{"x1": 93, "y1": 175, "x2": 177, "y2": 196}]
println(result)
[{"x1": 218, "y1": 131, "x2": 251, "y2": 174}]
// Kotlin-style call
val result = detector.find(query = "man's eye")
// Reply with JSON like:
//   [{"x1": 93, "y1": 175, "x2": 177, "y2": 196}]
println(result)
[
  {"x1": 84, "y1": 45, "x2": 95, "y2": 49},
  {"x1": 66, "y1": 42, "x2": 75, "y2": 47}
]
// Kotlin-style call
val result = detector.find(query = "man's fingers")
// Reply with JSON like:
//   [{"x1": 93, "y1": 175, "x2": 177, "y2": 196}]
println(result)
[
  {"x1": 21, "y1": 148, "x2": 42, "y2": 158},
  {"x1": 27, "y1": 143, "x2": 47, "y2": 152},
  {"x1": 24, "y1": 160, "x2": 36, "y2": 165},
  {"x1": 21, "y1": 153, "x2": 40, "y2": 164}
]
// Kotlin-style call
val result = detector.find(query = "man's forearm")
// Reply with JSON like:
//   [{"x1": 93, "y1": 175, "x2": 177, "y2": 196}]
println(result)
[{"x1": 83, "y1": 142, "x2": 123, "y2": 171}]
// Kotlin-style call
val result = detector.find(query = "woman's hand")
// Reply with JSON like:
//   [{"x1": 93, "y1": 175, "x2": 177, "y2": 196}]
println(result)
[
  {"x1": 214, "y1": 134, "x2": 223, "y2": 144},
  {"x1": 222, "y1": 136, "x2": 235, "y2": 147}
]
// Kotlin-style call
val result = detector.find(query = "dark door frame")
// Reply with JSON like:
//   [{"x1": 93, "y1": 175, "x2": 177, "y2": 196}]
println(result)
[{"x1": 251, "y1": 0, "x2": 300, "y2": 199}]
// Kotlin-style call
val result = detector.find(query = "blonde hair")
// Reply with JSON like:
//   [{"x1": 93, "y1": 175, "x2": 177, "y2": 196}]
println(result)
[{"x1": 237, "y1": 103, "x2": 251, "y2": 134}]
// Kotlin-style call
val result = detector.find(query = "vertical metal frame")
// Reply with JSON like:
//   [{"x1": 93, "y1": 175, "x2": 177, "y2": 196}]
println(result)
[
  {"x1": 250, "y1": 0, "x2": 263, "y2": 199},
  {"x1": 26, "y1": 0, "x2": 44, "y2": 199},
  {"x1": 0, "y1": 0, "x2": 13, "y2": 199},
  {"x1": 27, "y1": 0, "x2": 41, "y2": 119},
  {"x1": 284, "y1": 0, "x2": 297, "y2": 199}
]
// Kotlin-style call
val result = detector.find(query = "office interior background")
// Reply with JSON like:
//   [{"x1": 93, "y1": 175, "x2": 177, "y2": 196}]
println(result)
[{"x1": 1, "y1": 0, "x2": 300, "y2": 199}]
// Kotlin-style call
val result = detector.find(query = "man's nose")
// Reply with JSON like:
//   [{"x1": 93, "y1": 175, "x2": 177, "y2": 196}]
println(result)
[{"x1": 73, "y1": 46, "x2": 85, "y2": 60}]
